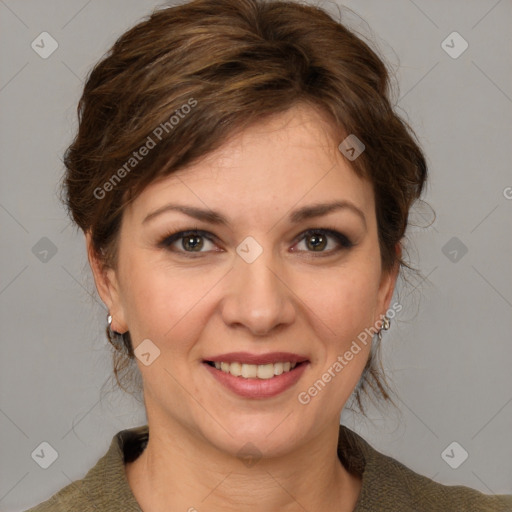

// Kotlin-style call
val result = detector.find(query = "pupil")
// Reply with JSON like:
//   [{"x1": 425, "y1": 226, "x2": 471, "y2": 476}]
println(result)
[
  {"x1": 307, "y1": 233, "x2": 326, "y2": 251},
  {"x1": 184, "y1": 235, "x2": 203, "y2": 251}
]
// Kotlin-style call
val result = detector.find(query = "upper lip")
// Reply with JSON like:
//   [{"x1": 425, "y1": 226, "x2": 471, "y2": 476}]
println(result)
[{"x1": 204, "y1": 352, "x2": 309, "y2": 365}]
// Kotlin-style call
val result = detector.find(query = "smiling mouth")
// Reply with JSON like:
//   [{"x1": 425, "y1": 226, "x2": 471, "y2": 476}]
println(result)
[{"x1": 204, "y1": 360, "x2": 307, "y2": 379}]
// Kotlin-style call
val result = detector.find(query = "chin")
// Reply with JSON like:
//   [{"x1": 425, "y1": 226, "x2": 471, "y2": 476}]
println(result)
[{"x1": 197, "y1": 411, "x2": 308, "y2": 460}]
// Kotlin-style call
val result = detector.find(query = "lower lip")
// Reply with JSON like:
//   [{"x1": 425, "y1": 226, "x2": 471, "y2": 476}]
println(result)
[{"x1": 203, "y1": 362, "x2": 309, "y2": 399}]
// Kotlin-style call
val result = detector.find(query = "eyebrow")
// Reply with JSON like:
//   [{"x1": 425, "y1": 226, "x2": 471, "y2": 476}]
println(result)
[{"x1": 143, "y1": 200, "x2": 367, "y2": 230}]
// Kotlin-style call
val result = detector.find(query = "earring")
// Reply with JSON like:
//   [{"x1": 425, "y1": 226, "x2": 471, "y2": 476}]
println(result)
[
  {"x1": 107, "y1": 313, "x2": 125, "y2": 349},
  {"x1": 377, "y1": 315, "x2": 391, "y2": 340}
]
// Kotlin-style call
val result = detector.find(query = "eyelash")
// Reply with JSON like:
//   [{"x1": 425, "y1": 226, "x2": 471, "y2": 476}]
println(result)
[{"x1": 157, "y1": 226, "x2": 355, "y2": 257}]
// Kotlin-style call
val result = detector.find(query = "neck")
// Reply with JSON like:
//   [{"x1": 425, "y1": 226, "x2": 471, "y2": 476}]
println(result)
[{"x1": 125, "y1": 418, "x2": 362, "y2": 512}]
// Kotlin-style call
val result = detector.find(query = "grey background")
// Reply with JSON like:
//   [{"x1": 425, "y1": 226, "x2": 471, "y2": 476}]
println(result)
[{"x1": 1, "y1": 0, "x2": 511, "y2": 509}]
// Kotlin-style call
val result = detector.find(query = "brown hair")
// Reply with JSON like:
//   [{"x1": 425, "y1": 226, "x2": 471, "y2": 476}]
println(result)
[{"x1": 62, "y1": 0, "x2": 428, "y2": 414}]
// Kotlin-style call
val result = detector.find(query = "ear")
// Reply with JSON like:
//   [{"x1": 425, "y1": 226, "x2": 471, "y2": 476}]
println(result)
[
  {"x1": 374, "y1": 242, "x2": 401, "y2": 324},
  {"x1": 85, "y1": 231, "x2": 128, "y2": 333}
]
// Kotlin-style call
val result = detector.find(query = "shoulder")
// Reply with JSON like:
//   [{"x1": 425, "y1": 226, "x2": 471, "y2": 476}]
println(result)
[
  {"x1": 23, "y1": 481, "x2": 89, "y2": 512},
  {"x1": 366, "y1": 450, "x2": 512, "y2": 511},
  {"x1": 339, "y1": 425, "x2": 512, "y2": 512},
  {"x1": 23, "y1": 426, "x2": 148, "y2": 512}
]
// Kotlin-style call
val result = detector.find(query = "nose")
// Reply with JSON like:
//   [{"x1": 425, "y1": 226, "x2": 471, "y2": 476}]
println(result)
[{"x1": 220, "y1": 248, "x2": 296, "y2": 337}]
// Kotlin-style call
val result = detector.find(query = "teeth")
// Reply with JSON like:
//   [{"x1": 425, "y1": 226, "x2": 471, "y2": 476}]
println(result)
[{"x1": 212, "y1": 361, "x2": 299, "y2": 379}]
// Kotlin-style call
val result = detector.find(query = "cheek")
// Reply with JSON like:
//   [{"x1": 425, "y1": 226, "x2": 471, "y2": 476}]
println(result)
[
  {"x1": 118, "y1": 253, "x2": 221, "y2": 351},
  {"x1": 292, "y1": 268, "x2": 379, "y2": 413},
  {"x1": 301, "y1": 263, "x2": 380, "y2": 344}
]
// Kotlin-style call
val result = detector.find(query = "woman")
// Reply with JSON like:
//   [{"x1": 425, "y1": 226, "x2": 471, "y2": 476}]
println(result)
[{"x1": 26, "y1": 0, "x2": 512, "y2": 510}]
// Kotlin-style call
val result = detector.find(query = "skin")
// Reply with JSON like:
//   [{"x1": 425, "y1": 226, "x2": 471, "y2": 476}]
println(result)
[{"x1": 87, "y1": 104, "x2": 400, "y2": 511}]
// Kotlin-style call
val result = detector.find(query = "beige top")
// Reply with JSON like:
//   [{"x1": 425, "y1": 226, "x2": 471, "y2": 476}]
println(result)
[{"x1": 25, "y1": 424, "x2": 512, "y2": 511}]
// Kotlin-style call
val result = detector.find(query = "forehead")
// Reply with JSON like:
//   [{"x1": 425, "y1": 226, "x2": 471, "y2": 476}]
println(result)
[{"x1": 125, "y1": 105, "x2": 374, "y2": 226}]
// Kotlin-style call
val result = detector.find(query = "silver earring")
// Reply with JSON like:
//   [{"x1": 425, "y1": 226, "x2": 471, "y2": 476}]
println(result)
[
  {"x1": 107, "y1": 313, "x2": 125, "y2": 349},
  {"x1": 377, "y1": 315, "x2": 391, "y2": 340}
]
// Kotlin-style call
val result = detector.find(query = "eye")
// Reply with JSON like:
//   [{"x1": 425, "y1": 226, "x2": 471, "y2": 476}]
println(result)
[
  {"x1": 292, "y1": 228, "x2": 354, "y2": 255},
  {"x1": 157, "y1": 229, "x2": 220, "y2": 255},
  {"x1": 157, "y1": 227, "x2": 355, "y2": 257}
]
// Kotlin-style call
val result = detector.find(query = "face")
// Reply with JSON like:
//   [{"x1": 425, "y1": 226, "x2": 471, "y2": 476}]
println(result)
[{"x1": 89, "y1": 104, "x2": 398, "y2": 459}]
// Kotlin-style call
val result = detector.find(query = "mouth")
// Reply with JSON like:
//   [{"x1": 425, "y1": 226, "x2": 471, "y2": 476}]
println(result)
[
  {"x1": 204, "y1": 360, "x2": 307, "y2": 379},
  {"x1": 202, "y1": 357, "x2": 310, "y2": 399}
]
